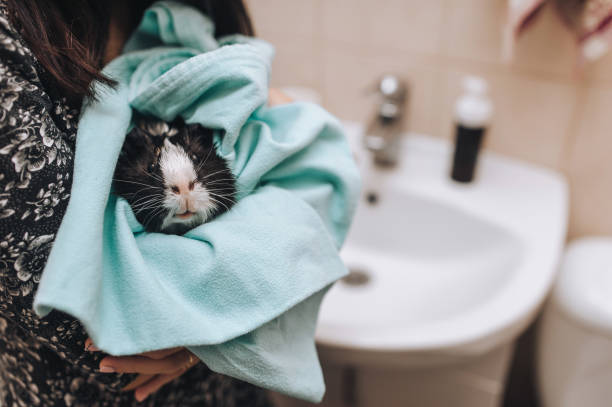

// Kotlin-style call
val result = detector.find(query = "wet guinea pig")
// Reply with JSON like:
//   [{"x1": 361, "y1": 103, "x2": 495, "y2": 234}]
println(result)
[{"x1": 113, "y1": 116, "x2": 236, "y2": 235}]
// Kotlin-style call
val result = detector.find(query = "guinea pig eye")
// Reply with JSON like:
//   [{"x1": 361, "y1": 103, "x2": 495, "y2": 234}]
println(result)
[
  {"x1": 190, "y1": 153, "x2": 198, "y2": 162},
  {"x1": 147, "y1": 162, "x2": 157, "y2": 173}
]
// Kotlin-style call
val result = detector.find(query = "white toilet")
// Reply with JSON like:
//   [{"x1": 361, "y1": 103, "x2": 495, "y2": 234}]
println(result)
[{"x1": 538, "y1": 238, "x2": 612, "y2": 407}]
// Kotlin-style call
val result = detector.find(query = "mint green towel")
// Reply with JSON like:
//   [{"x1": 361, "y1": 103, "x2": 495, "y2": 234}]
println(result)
[{"x1": 33, "y1": 1, "x2": 360, "y2": 402}]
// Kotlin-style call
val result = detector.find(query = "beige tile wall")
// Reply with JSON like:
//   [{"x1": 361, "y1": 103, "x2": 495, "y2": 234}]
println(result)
[{"x1": 245, "y1": 0, "x2": 612, "y2": 239}]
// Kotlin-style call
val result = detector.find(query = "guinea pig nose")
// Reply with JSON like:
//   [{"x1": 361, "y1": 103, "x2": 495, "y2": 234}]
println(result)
[{"x1": 170, "y1": 183, "x2": 191, "y2": 195}]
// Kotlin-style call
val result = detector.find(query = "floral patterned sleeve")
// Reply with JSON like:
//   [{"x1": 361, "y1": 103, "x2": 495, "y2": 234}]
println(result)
[
  {"x1": 0, "y1": 4, "x2": 272, "y2": 406},
  {"x1": 0, "y1": 39, "x2": 75, "y2": 300},
  {"x1": 0, "y1": 5, "x2": 81, "y2": 346},
  {"x1": 0, "y1": 4, "x2": 137, "y2": 402}
]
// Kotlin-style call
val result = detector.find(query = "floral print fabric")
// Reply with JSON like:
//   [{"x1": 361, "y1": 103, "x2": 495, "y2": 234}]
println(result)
[{"x1": 0, "y1": 3, "x2": 270, "y2": 406}]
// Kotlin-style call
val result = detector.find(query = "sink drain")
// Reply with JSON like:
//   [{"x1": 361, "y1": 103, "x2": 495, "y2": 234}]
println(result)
[
  {"x1": 365, "y1": 191, "x2": 378, "y2": 205},
  {"x1": 341, "y1": 269, "x2": 371, "y2": 286}
]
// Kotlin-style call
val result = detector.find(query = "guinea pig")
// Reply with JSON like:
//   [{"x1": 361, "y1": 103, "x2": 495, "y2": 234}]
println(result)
[{"x1": 113, "y1": 116, "x2": 236, "y2": 235}]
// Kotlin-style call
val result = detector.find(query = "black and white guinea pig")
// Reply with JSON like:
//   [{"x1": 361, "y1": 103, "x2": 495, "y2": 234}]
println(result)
[{"x1": 113, "y1": 116, "x2": 236, "y2": 235}]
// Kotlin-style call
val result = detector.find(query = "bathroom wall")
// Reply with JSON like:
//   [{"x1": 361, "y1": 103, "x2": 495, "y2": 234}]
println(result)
[{"x1": 244, "y1": 0, "x2": 612, "y2": 239}]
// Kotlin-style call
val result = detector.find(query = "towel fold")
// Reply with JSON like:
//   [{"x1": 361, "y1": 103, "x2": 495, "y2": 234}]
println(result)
[
  {"x1": 33, "y1": 1, "x2": 360, "y2": 402},
  {"x1": 505, "y1": 0, "x2": 612, "y2": 61}
]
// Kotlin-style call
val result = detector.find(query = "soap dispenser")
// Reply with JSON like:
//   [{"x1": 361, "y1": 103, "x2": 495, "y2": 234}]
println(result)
[{"x1": 450, "y1": 76, "x2": 493, "y2": 183}]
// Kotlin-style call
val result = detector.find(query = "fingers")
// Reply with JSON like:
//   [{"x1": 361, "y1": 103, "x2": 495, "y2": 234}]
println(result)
[
  {"x1": 133, "y1": 354, "x2": 199, "y2": 402},
  {"x1": 138, "y1": 347, "x2": 183, "y2": 360},
  {"x1": 99, "y1": 349, "x2": 195, "y2": 374},
  {"x1": 84, "y1": 337, "x2": 100, "y2": 352},
  {"x1": 121, "y1": 374, "x2": 156, "y2": 392},
  {"x1": 86, "y1": 339, "x2": 199, "y2": 401},
  {"x1": 133, "y1": 369, "x2": 185, "y2": 402},
  {"x1": 87, "y1": 337, "x2": 200, "y2": 402},
  {"x1": 85, "y1": 338, "x2": 181, "y2": 360}
]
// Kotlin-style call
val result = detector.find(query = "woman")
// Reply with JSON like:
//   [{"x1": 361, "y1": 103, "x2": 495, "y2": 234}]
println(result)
[{"x1": 0, "y1": 0, "x2": 283, "y2": 405}]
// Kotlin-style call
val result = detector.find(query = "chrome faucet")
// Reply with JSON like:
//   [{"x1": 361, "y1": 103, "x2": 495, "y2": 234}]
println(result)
[{"x1": 363, "y1": 75, "x2": 408, "y2": 166}]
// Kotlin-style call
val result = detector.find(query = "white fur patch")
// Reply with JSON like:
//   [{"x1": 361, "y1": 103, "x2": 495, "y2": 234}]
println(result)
[
  {"x1": 159, "y1": 139, "x2": 196, "y2": 189},
  {"x1": 158, "y1": 140, "x2": 218, "y2": 232},
  {"x1": 142, "y1": 121, "x2": 179, "y2": 138}
]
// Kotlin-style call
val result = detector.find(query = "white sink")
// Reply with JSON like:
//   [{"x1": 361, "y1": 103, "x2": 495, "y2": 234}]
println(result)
[{"x1": 315, "y1": 122, "x2": 568, "y2": 365}]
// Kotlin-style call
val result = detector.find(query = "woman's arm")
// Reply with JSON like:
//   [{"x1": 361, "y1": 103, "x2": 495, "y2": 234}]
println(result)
[
  {"x1": 0, "y1": 29, "x2": 77, "y2": 350},
  {"x1": 0, "y1": 14, "x2": 133, "y2": 392}
]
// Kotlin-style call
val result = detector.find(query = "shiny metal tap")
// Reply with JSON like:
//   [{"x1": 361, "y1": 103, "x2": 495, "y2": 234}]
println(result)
[{"x1": 363, "y1": 75, "x2": 408, "y2": 166}]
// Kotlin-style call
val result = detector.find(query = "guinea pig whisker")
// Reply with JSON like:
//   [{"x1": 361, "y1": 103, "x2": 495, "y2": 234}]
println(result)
[
  {"x1": 132, "y1": 200, "x2": 165, "y2": 212},
  {"x1": 207, "y1": 188, "x2": 236, "y2": 197},
  {"x1": 200, "y1": 168, "x2": 232, "y2": 182},
  {"x1": 204, "y1": 186, "x2": 235, "y2": 191},
  {"x1": 113, "y1": 179, "x2": 161, "y2": 190},
  {"x1": 130, "y1": 199, "x2": 165, "y2": 211},
  {"x1": 208, "y1": 193, "x2": 237, "y2": 206},
  {"x1": 207, "y1": 189, "x2": 235, "y2": 203},
  {"x1": 205, "y1": 185, "x2": 237, "y2": 190},
  {"x1": 130, "y1": 198, "x2": 165, "y2": 208},
  {"x1": 131, "y1": 197, "x2": 165, "y2": 207},
  {"x1": 130, "y1": 195, "x2": 165, "y2": 208},
  {"x1": 130, "y1": 192, "x2": 165, "y2": 202},
  {"x1": 202, "y1": 181, "x2": 237, "y2": 189},
  {"x1": 141, "y1": 207, "x2": 160, "y2": 225},
  {"x1": 142, "y1": 206, "x2": 168, "y2": 230},
  {"x1": 134, "y1": 205, "x2": 164, "y2": 215},
  {"x1": 207, "y1": 195, "x2": 233, "y2": 213},
  {"x1": 142, "y1": 171, "x2": 165, "y2": 183},
  {"x1": 135, "y1": 205, "x2": 163, "y2": 215},
  {"x1": 195, "y1": 147, "x2": 215, "y2": 173},
  {"x1": 204, "y1": 185, "x2": 238, "y2": 193},
  {"x1": 203, "y1": 177, "x2": 236, "y2": 184}
]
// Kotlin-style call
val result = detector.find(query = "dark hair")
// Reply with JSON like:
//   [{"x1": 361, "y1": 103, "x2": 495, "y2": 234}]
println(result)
[{"x1": 5, "y1": 0, "x2": 254, "y2": 103}]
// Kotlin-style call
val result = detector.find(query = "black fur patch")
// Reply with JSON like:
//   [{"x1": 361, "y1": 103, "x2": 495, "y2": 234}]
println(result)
[{"x1": 113, "y1": 116, "x2": 236, "y2": 233}]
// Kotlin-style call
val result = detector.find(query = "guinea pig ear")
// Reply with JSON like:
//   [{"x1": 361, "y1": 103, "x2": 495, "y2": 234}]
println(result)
[
  {"x1": 185, "y1": 123, "x2": 214, "y2": 146},
  {"x1": 170, "y1": 116, "x2": 187, "y2": 128},
  {"x1": 119, "y1": 126, "x2": 152, "y2": 162},
  {"x1": 150, "y1": 135, "x2": 167, "y2": 149},
  {"x1": 123, "y1": 126, "x2": 149, "y2": 149}
]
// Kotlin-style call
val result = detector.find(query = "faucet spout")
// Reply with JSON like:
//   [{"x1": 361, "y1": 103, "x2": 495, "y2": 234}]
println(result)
[{"x1": 363, "y1": 75, "x2": 409, "y2": 166}]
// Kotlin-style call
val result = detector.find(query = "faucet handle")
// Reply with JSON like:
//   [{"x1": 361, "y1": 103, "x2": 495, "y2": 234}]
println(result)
[
  {"x1": 363, "y1": 75, "x2": 407, "y2": 166},
  {"x1": 375, "y1": 74, "x2": 408, "y2": 103},
  {"x1": 364, "y1": 75, "x2": 408, "y2": 120}
]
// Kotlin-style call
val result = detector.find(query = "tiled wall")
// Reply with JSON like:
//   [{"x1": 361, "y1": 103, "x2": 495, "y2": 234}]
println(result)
[{"x1": 245, "y1": 0, "x2": 612, "y2": 239}]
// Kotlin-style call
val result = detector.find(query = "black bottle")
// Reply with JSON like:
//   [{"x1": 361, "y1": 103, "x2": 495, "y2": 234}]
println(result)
[{"x1": 451, "y1": 76, "x2": 492, "y2": 183}]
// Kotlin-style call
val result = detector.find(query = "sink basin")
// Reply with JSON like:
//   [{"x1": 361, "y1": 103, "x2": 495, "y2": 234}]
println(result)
[
  {"x1": 325, "y1": 194, "x2": 522, "y2": 337},
  {"x1": 315, "y1": 122, "x2": 568, "y2": 360}
]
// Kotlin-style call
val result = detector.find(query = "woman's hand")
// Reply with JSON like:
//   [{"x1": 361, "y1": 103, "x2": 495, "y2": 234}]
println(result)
[{"x1": 85, "y1": 338, "x2": 200, "y2": 402}]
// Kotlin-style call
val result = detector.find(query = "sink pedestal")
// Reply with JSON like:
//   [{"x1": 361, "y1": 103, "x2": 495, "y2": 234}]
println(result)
[{"x1": 271, "y1": 344, "x2": 513, "y2": 407}]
